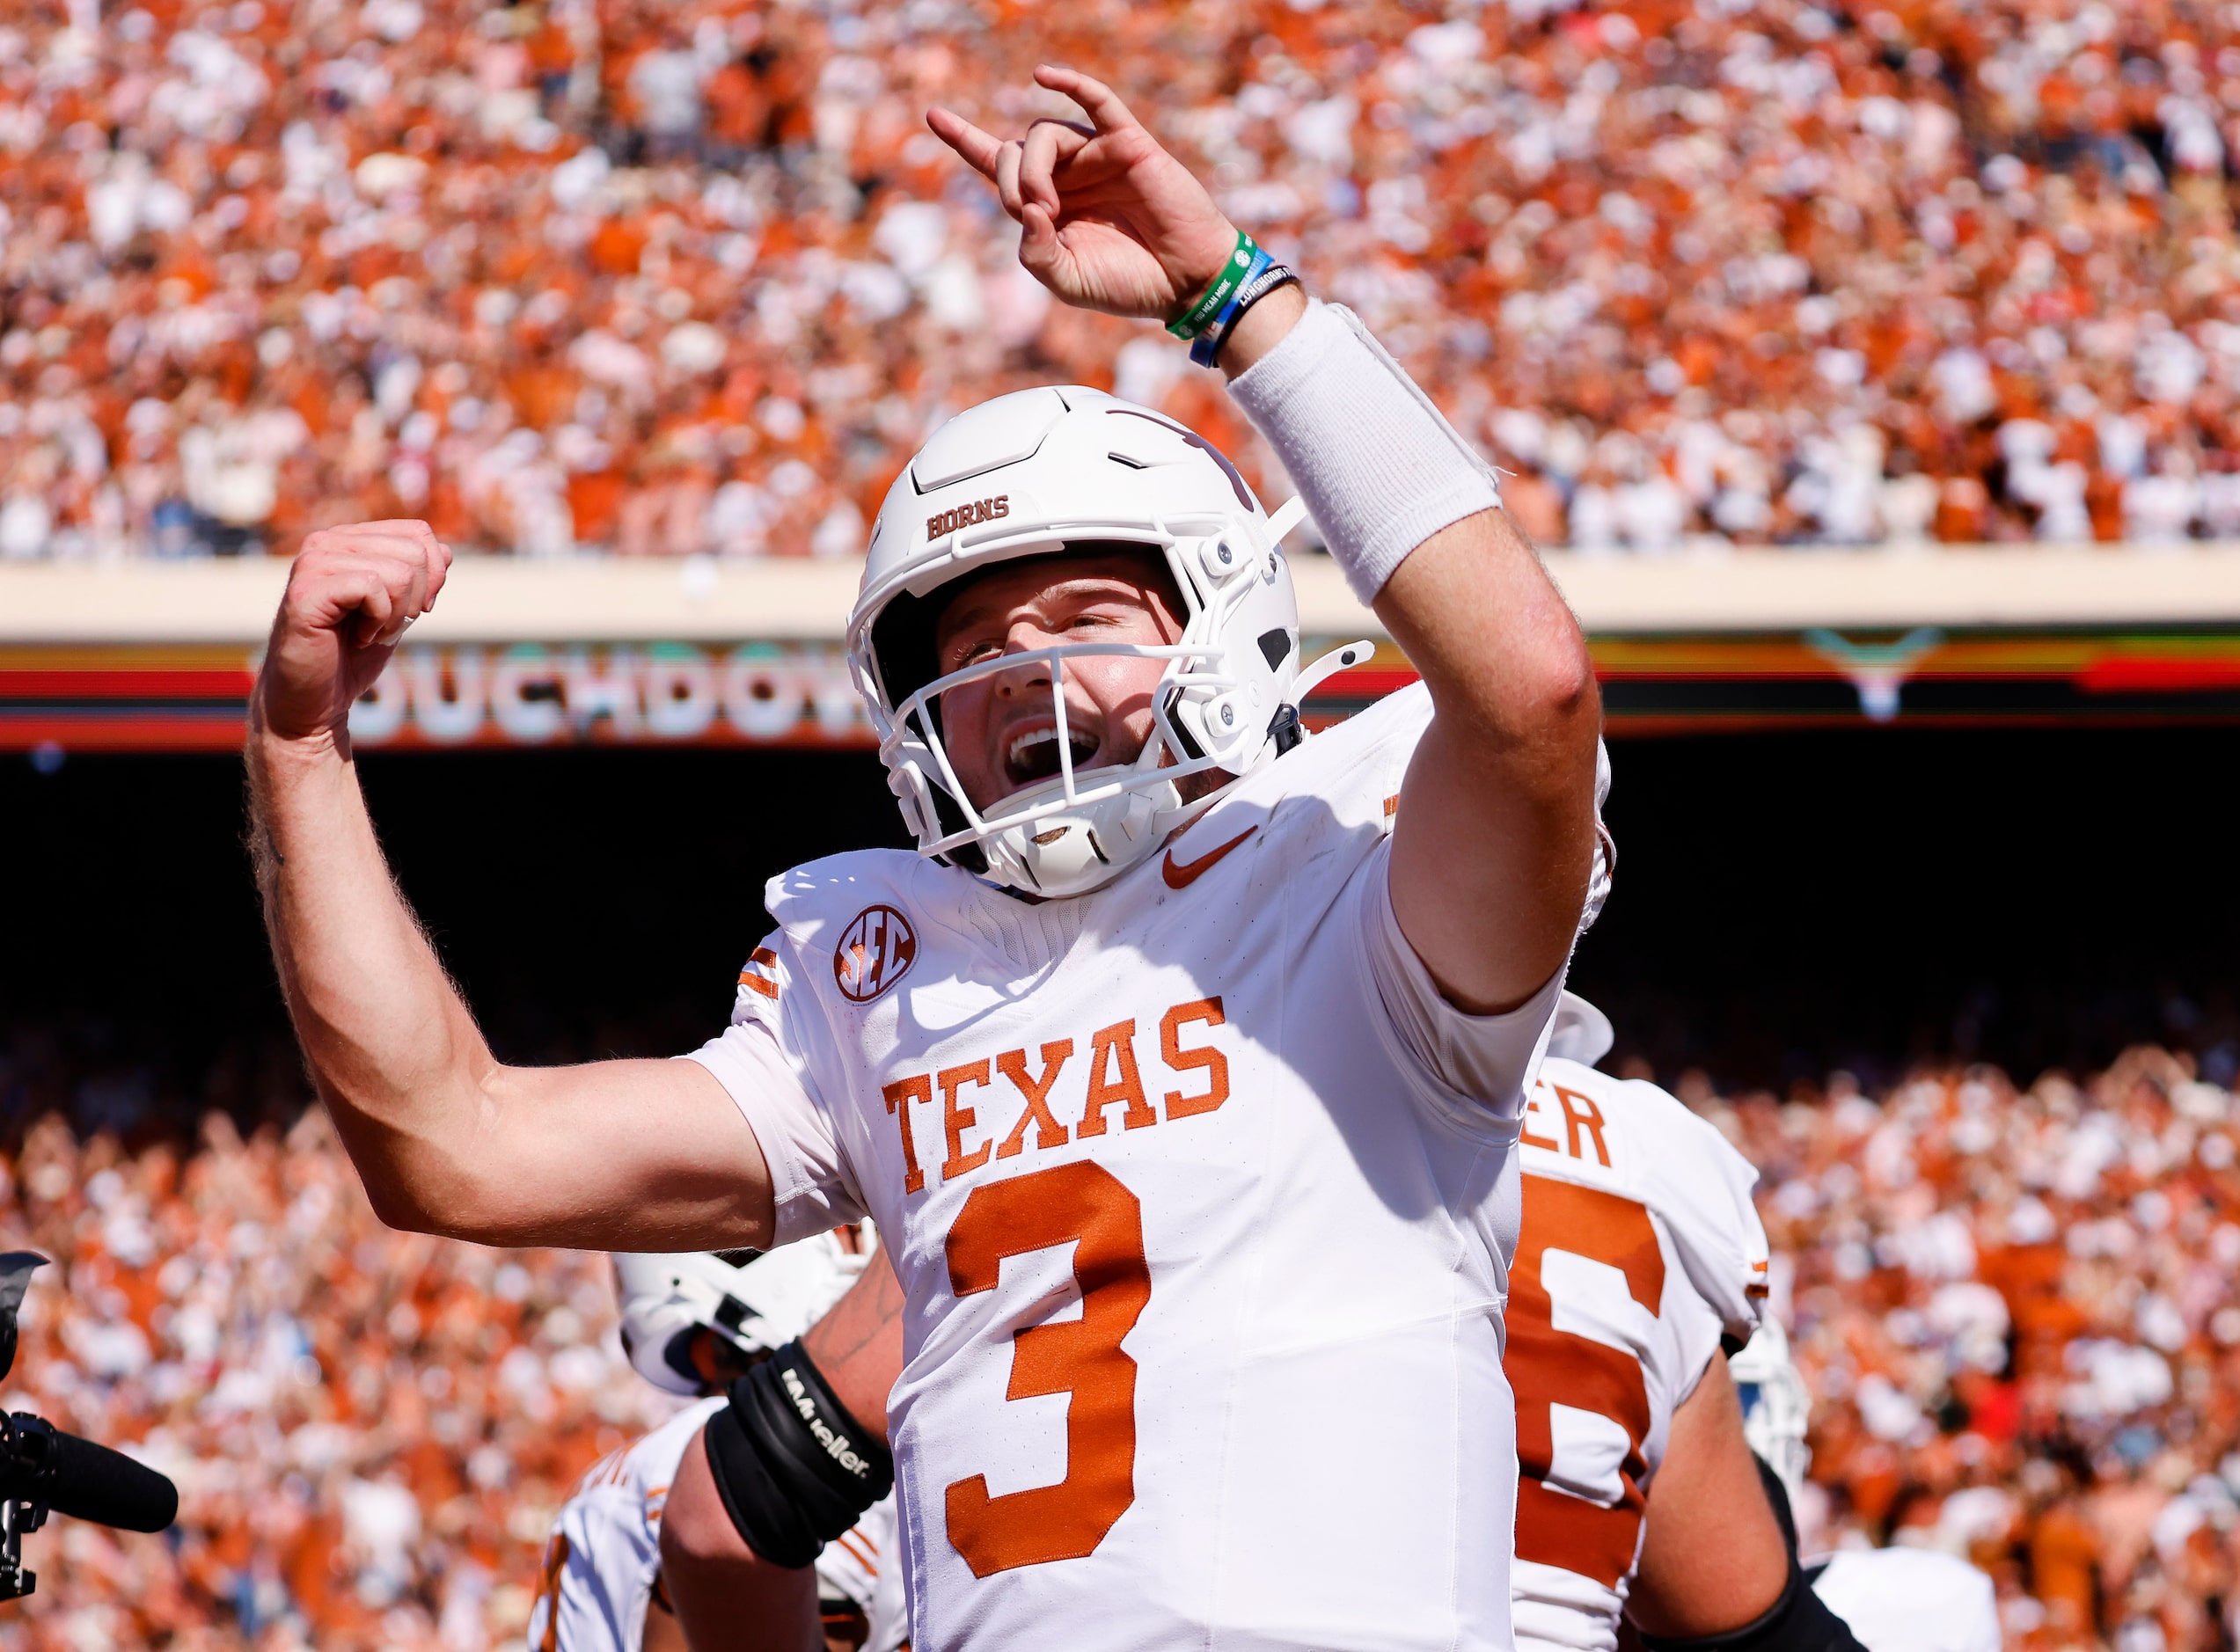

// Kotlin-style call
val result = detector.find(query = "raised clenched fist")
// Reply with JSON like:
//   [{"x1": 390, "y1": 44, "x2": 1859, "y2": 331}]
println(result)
[
  {"x1": 254, "y1": 520, "x2": 451, "y2": 746},
  {"x1": 927, "y1": 66, "x2": 1241, "y2": 325}
]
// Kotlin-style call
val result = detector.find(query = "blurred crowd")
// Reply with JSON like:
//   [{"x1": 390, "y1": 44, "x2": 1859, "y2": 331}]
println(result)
[
  {"x1": 2, "y1": 1020, "x2": 2239, "y2": 1647},
  {"x1": 10, "y1": 0, "x2": 2240, "y2": 559},
  {"x1": 1720, "y1": 1045, "x2": 2240, "y2": 1652},
  {"x1": 0, "y1": 1027, "x2": 680, "y2": 1652}
]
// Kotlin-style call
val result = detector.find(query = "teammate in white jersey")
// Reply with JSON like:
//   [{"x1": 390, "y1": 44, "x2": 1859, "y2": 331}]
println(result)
[
  {"x1": 528, "y1": 1233, "x2": 909, "y2": 1652},
  {"x1": 1733, "y1": 1324, "x2": 2002, "y2": 1652},
  {"x1": 245, "y1": 63, "x2": 1604, "y2": 1652},
  {"x1": 534, "y1": 1397, "x2": 905, "y2": 1652},
  {"x1": 1504, "y1": 1003, "x2": 1871, "y2": 1652}
]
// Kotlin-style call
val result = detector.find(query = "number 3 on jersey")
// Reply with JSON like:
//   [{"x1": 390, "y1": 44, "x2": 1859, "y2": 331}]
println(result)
[
  {"x1": 1507, "y1": 1176, "x2": 1665, "y2": 1587},
  {"x1": 943, "y1": 1161, "x2": 1152, "y2": 1576}
]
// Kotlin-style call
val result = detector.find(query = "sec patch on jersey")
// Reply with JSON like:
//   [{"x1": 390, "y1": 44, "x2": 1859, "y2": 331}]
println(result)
[{"x1": 835, "y1": 904, "x2": 918, "y2": 1003}]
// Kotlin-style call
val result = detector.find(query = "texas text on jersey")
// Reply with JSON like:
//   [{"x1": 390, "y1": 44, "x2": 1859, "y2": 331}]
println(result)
[
  {"x1": 1504, "y1": 1000, "x2": 1772, "y2": 1652},
  {"x1": 690, "y1": 683, "x2": 1570, "y2": 1652},
  {"x1": 526, "y1": 1396, "x2": 907, "y2": 1652}
]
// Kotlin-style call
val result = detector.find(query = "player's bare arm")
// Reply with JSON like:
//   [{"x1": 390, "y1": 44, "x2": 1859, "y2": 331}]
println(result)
[
  {"x1": 659, "y1": 1451, "x2": 824, "y2": 1652},
  {"x1": 641, "y1": 1603, "x2": 691, "y2": 1652},
  {"x1": 246, "y1": 522, "x2": 777, "y2": 1249},
  {"x1": 930, "y1": 65, "x2": 1600, "y2": 1014},
  {"x1": 1627, "y1": 1354, "x2": 1789, "y2": 1639},
  {"x1": 796, "y1": 1243, "x2": 907, "y2": 1437}
]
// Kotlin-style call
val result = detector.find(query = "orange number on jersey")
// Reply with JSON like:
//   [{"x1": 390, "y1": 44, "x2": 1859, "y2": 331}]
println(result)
[
  {"x1": 1506, "y1": 1175, "x2": 1665, "y2": 1588},
  {"x1": 943, "y1": 1160, "x2": 1152, "y2": 1576}
]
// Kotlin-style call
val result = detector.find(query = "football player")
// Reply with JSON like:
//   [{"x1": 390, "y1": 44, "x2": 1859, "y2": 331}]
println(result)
[
  {"x1": 528, "y1": 1232, "x2": 910, "y2": 1652},
  {"x1": 1509, "y1": 999, "x2": 1867, "y2": 1652},
  {"x1": 1733, "y1": 1323, "x2": 2002, "y2": 1652},
  {"x1": 247, "y1": 64, "x2": 1605, "y2": 1650}
]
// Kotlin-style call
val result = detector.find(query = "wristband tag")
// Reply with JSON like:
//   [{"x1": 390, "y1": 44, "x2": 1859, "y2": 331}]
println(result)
[
  {"x1": 1190, "y1": 251, "x2": 1279, "y2": 368},
  {"x1": 1167, "y1": 230, "x2": 1259, "y2": 340}
]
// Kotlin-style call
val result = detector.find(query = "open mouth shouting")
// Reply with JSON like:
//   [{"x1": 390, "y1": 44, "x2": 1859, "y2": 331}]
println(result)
[{"x1": 1003, "y1": 721, "x2": 1102, "y2": 789}]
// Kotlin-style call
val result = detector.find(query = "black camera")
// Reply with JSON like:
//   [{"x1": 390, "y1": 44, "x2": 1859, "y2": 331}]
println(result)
[{"x1": 0, "y1": 1253, "x2": 178, "y2": 1600}]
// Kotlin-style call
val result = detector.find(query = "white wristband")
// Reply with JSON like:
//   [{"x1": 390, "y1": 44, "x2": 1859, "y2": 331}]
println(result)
[{"x1": 1226, "y1": 298, "x2": 1504, "y2": 603}]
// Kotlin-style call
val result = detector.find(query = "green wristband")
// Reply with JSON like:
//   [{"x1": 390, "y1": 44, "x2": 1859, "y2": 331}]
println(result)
[{"x1": 1166, "y1": 230, "x2": 1260, "y2": 340}]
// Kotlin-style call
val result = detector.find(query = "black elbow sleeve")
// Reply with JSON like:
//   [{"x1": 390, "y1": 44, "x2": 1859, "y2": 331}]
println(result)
[
  {"x1": 699, "y1": 1340, "x2": 893, "y2": 1568},
  {"x1": 1636, "y1": 1562, "x2": 1868, "y2": 1652}
]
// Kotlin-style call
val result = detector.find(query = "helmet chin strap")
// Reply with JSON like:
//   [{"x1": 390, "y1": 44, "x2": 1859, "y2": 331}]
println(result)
[
  {"x1": 1266, "y1": 493, "x2": 1314, "y2": 544},
  {"x1": 1259, "y1": 638, "x2": 1373, "y2": 757},
  {"x1": 1282, "y1": 639, "x2": 1377, "y2": 712},
  {"x1": 1263, "y1": 494, "x2": 1362, "y2": 731}
]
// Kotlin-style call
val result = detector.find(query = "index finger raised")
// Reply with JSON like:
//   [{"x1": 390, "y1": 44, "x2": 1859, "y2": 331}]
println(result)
[{"x1": 926, "y1": 106, "x2": 1006, "y2": 181}]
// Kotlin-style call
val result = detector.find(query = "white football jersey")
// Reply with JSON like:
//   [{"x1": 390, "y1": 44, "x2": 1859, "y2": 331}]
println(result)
[
  {"x1": 526, "y1": 1395, "x2": 907, "y2": 1652},
  {"x1": 1810, "y1": 1547, "x2": 2000, "y2": 1652},
  {"x1": 1505, "y1": 1054, "x2": 1770, "y2": 1652},
  {"x1": 689, "y1": 684, "x2": 1568, "y2": 1652}
]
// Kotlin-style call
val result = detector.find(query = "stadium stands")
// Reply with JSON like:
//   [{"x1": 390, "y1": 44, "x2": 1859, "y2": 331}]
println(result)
[
  {"x1": 0, "y1": 1048, "x2": 673, "y2": 1651},
  {"x1": 1728, "y1": 1047, "x2": 2240, "y2": 1652},
  {"x1": 5, "y1": 0, "x2": 2240, "y2": 558}
]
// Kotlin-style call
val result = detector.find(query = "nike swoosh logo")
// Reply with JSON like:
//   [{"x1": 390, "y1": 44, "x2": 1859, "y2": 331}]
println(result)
[{"x1": 1162, "y1": 826, "x2": 1258, "y2": 889}]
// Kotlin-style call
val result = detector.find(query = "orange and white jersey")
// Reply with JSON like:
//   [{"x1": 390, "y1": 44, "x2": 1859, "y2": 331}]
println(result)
[
  {"x1": 526, "y1": 1395, "x2": 906, "y2": 1652},
  {"x1": 1505, "y1": 1054, "x2": 1769, "y2": 1652},
  {"x1": 689, "y1": 684, "x2": 1568, "y2": 1652}
]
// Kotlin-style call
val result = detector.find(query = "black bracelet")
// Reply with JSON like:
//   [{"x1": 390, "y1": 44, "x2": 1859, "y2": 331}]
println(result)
[{"x1": 1204, "y1": 265, "x2": 1299, "y2": 368}]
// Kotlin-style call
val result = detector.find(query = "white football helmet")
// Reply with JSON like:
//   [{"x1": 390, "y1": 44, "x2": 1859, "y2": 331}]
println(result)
[
  {"x1": 614, "y1": 1229, "x2": 871, "y2": 1397},
  {"x1": 847, "y1": 385, "x2": 1364, "y2": 898},
  {"x1": 1731, "y1": 1317, "x2": 1813, "y2": 1515}
]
